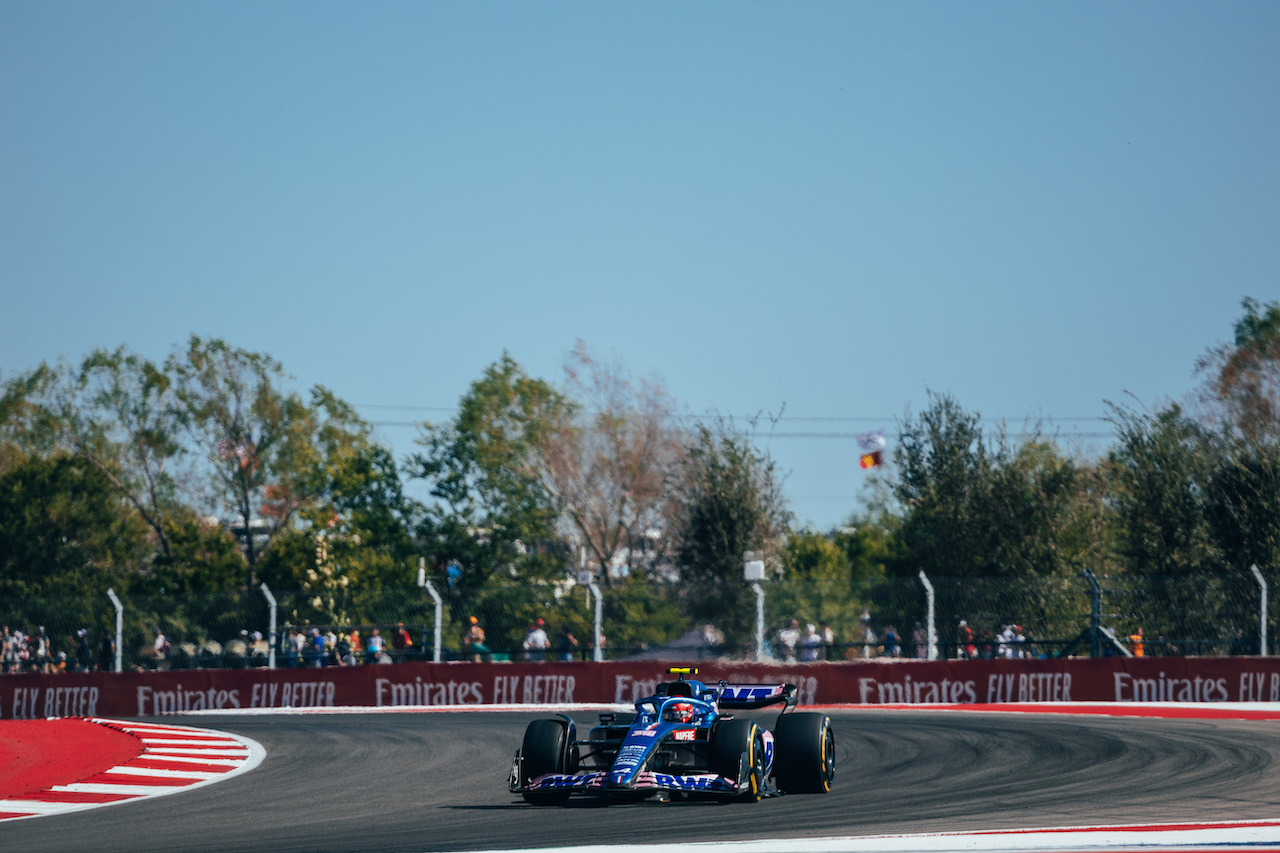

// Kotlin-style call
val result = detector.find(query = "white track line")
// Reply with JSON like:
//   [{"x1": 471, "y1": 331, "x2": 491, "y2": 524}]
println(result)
[
  {"x1": 0, "y1": 718, "x2": 264, "y2": 823},
  {"x1": 454, "y1": 820, "x2": 1280, "y2": 853}
]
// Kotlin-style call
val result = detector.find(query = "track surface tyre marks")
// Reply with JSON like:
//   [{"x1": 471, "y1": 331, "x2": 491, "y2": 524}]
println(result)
[{"x1": 0, "y1": 710, "x2": 1276, "y2": 853}]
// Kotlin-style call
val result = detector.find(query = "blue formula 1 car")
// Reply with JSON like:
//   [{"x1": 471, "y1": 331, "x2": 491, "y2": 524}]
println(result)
[{"x1": 508, "y1": 668, "x2": 834, "y2": 805}]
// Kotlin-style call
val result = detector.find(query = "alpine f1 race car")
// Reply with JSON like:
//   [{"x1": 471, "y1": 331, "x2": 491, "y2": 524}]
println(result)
[{"x1": 508, "y1": 667, "x2": 834, "y2": 805}]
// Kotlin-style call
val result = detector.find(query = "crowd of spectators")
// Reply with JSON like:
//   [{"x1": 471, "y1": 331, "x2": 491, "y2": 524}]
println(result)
[
  {"x1": 954, "y1": 620, "x2": 1040, "y2": 659},
  {"x1": 1, "y1": 625, "x2": 114, "y2": 674}
]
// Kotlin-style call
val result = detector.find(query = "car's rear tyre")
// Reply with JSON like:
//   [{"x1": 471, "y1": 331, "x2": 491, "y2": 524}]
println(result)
[
  {"x1": 772, "y1": 712, "x2": 834, "y2": 794},
  {"x1": 521, "y1": 719, "x2": 571, "y2": 806},
  {"x1": 712, "y1": 719, "x2": 765, "y2": 802}
]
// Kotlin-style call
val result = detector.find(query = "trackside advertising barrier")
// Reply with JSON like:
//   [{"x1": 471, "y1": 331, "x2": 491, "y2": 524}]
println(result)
[{"x1": 3, "y1": 658, "x2": 1280, "y2": 719}]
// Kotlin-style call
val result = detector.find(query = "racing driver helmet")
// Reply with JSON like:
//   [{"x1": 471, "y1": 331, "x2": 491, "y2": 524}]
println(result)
[{"x1": 663, "y1": 701, "x2": 696, "y2": 723}]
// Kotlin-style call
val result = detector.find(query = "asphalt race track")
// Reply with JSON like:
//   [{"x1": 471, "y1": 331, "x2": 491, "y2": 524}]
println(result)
[{"x1": 3, "y1": 709, "x2": 1278, "y2": 853}]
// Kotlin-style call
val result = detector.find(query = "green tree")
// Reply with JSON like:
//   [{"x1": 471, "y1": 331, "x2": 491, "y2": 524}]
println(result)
[
  {"x1": 151, "y1": 510, "x2": 246, "y2": 594},
  {"x1": 894, "y1": 393, "x2": 1082, "y2": 577},
  {"x1": 769, "y1": 531, "x2": 867, "y2": 641},
  {"x1": 1106, "y1": 401, "x2": 1218, "y2": 574},
  {"x1": 406, "y1": 354, "x2": 568, "y2": 592},
  {"x1": 893, "y1": 392, "x2": 993, "y2": 576},
  {"x1": 257, "y1": 439, "x2": 417, "y2": 621},
  {"x1": 1204, "y1": 445, "x2": 1280, "y2": 573},
  {"x1": 832, "y1": 514, "x2": 899, "y2": 583},
  {"x1": 1, "y1": 365, "x2": 64, "y2": 474},
  {"x1": 1196, "y1": 297, "x2": 1280, "y2": 446},
  {"x1": 671, "y1": 421, "x2": 789, "y2": 649},
  {"x1": 168, "y1": 338, "x2": 379, "y2": 590},
  {"x1": 1192, "y1": 297, "x2": 1280, "y2": 575},
  {"x1": 64, "y1": 347, "x2": 184, "y2": 560},
  {"x1": 168, "y1": 336, "x2": 302, "y2": 584},
  {"x1": 986, "y1": 438, "x2": 1080, "y2": 575},
  {"x1": 540, "y1": 341, "x2": 686, "y2": 587},
  {"x1": 0, "y1": 454, "x2": 148, "y2": 597}
]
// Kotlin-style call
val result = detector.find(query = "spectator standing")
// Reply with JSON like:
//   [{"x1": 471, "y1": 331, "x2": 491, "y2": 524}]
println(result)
[
  {"x1": 99, "y1": 630, "x2": 115, "y2": 672},
  {"x1": 366, "y1": 628, "x2": 387, "y2": 663},
  {"x1": 523, "y1": 619, "x2": 549, "y2": 661},
  {"x1": 558, "y1": 627, "x2": 579, "y2": 662},
  {"x1": 298, "y1": 629, "x2": 316, "y2": 666},
  {"x1": 1129, "y1": 627, "x2": 1145, "y2": 657},
  {"x1": 977, "y1": 626, "x2": 996, "y2": 659},
  {"x1": 2, "y1": 627, "x2": 16, "y2": 673},
  {"x1": 997, "y1": 624, "x2": 1026, "y2": 659},
  {"x1": 777, "y1": 619, "x2": 801, "y2": 663},
  {"x1": 35, "y1": 627, "x2": 51, "y2": 673},
  {"x1": 589, "y1": 632, "x2": 607, "y2": 660},
  {"x1": 819, "y1": 622, "x2": 835, "y2": 660},
  {"x1": 392, "y1": 623, "x2": 413, "y2": 662},
  {"x1": 335, "y1": 632, "x2": 353, "y2": 665},
  {"x1": 324, "y1": 630, "x2": 339, "y2": 666},
  {"x1": 911, "y1": 623, "x2": 928, "y2": 659},
  {"x1": 860, "y1": 611, "x2": 878, "y2": 659},
  {"x1": 462, "y1": 617, "x2": 490, "y2": 662},
  {"x1": 152, "y1": 628, "x2": 171, "y2": 670},
  {"x1": 882, "y1": 625, "x2": 901, "y2": 658},
  {"x1": 309, "y1": 628, "x2": 327, "y2": 667},
  {"x1": 799, "y1": 624, "x2": 823, "y2": 662},
  {"x1": 75, "y1": 629, "x2": 94, "y2": 672},
  {"x1": 287, "y1": 628, "x2": 306, "y2": 667},
  {"x1": 957, "y1": 620, "x2": 976, "y2": 659}
]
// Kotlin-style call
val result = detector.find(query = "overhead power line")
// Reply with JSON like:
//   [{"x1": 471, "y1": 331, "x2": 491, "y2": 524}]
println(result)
[
  {"x1": 357, "y1": 403, "x2": 1112, "y2": 427},
  {"x1": 367, "y1": 420, "x2": 1114, "y2": 441}
]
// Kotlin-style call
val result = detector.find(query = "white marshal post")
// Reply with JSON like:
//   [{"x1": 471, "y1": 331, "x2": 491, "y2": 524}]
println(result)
[
  {"x1": 918, "y1": 570, "x2": 938, "y2": 661},
  {"x1": 1251, "y1": 564, "x2": 1269, "y2": 657},
  {"x1": 106, "y1": 588, "x2": 124, "y2": 673},
  {"x1": 260, "y1": 583, "x2": 278, "y2": 668},
  {"x1": 578, "y1": 569, "x2": 603, "y2": 661},
  {"x1": 419, "y1": 556, "x2": 443, "y2": 663},
  {"x1": 744, "y1": 552, "x2": 766, "y2": 662}
]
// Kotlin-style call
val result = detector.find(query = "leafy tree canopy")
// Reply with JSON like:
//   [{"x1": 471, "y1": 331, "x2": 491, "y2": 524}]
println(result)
[
  {"x1": 671, "y1": 420, "x2": 789, "y2": 645},
  {"x1": 406, "y1": 354, "x2": 567, "y2": 590}
]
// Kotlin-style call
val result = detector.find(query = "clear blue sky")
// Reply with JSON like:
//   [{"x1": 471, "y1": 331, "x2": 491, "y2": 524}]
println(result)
[{"x1": 2, "y1": 2, "x2": 1277, "y2": 530}]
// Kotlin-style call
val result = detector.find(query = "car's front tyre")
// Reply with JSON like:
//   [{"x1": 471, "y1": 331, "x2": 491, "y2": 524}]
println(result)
[
  {"x1": 711, "y1": 719, "x2": 765, "y2": 802},
  {"x1": 520, "y1": 719, "x2": 572, "y2": 806}
]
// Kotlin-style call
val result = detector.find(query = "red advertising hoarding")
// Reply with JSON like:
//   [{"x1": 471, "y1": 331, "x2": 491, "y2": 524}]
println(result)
[{"x1": 3, "y1": 657, "x2": 1280, "y2": 719}]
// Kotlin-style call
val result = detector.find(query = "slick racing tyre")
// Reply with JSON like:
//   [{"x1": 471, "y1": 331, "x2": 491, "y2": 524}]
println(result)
[
  {"x1": 711, "y1": 719, "x2": 765, "y2": 803},
  {"x1": 771, "y1": 712, "x2": 834, "y2": 794},
  {"x1": 521, "y1": 719, "x2": 571, "y2": 806}
]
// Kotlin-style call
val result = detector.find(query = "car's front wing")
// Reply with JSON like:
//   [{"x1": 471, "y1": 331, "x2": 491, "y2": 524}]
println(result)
[{"x1": 524, "y1": 770, "x2": 740, "y2": 796}]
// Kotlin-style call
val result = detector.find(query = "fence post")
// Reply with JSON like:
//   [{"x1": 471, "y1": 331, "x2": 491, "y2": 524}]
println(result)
[
  {"x1": 744, "y1": 553, "x2": 766, "y2": 662},
  {"x1": 1082, "y1": 568, "x2": 1103, "y2": 658},
  {"x1": 918, "y1": 570, "x2": 937, "y2": 661},
  {"x1": 1251, "y1": 564, "x2": 1268, "y2": 657},
  {"x1": 418, "y1": 559, "x2": 443, "y2": 663},
  {"x1": 590, "y1": 579, "x2": 604, "y2": 662},
  {"x1": 576, "y1": 570, "x2": 604, "y2": 661},
  {"x1": 106, "y1": 588, "x2": 124, "y2": 673},
  {"x1": 259, "y1": 583, "x2": 277, "y2": 669}
]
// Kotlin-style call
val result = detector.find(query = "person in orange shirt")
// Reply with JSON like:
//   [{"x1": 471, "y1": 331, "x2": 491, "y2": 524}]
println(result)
[{"x1": 1129, "y1": 627, "x2": 1145, "y2": 657}]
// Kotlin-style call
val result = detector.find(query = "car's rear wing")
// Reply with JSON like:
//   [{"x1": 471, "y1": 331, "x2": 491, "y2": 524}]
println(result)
[{"x1": 716, "y1": 683, "x2": 798, "y2": 711}]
